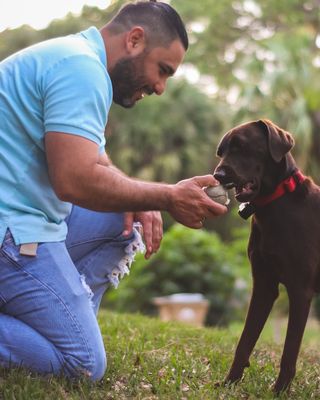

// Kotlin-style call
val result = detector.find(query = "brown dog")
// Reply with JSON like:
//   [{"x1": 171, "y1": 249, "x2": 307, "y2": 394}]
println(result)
[{"x1": 213, "y1": 119, "x2": 320, "y2": 394}]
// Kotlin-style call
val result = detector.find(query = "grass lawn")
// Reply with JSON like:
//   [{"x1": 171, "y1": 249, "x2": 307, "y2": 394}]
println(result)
[{"x1": 0, "y1": 310, "x2": 319, "y2": 399}]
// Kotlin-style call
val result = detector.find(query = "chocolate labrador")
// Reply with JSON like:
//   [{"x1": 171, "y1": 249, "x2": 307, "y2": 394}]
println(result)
[{"x1": 213, "y1": 119, "x2": 320, "y2": 394}]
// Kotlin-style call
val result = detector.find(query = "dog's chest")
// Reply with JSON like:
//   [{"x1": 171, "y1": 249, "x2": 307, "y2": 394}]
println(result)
[
  {"x1": 251, "y1": 210, "x2": 300, "y2": 257},
  {"x1": 250, "y1": 204, "x2": 320, "y2": 285}
]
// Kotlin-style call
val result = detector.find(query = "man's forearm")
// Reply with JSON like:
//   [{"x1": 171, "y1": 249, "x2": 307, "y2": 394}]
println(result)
[{"x1": 60, "y1": 162, "x2": 172, "y2": 212}]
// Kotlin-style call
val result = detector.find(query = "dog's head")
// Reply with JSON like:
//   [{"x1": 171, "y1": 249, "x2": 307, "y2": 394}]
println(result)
[{"x1": 214, "y1": 119, "x2": 294, "y2": 203}]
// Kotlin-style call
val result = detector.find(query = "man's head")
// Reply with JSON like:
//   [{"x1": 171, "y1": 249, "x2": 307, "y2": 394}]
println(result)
[
  {"x1": 108, "y1": 0, "x2": 188, "y2": 51},
  {"x1": 103, "y1": 0, "x2": 188, "y2": 108}
]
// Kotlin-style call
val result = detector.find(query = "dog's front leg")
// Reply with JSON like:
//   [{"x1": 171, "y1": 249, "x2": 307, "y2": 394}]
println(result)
[
  {"x1": 225, "y1": 279, "x2": 279, "y2": 384},
  {"x1": 273, "y1": 287, "x2": 313, "y2": 395}
]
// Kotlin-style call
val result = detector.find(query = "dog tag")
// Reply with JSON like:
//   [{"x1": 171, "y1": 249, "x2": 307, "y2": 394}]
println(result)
[
  {"x1": 20, "y1": 243, "x2": 38, "y2": 257},
  {"x1": 238, "y1": 203, "x2": 256, "y2": 219}
]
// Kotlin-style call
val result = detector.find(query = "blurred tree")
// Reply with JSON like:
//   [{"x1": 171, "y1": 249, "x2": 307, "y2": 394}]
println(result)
[
  {"x1": 173, "y1": 0, "x2": 320, "y2": 177},
  {"x1": 107, "y1": 79, "x2": 226, "y2": 182}
]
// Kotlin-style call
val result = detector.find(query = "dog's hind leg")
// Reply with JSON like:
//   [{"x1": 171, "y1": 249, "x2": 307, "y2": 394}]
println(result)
[
  {"x1": 273, "y1": 287, "x2": 313, "y2": 394},
  {"x1": 224, "y1": 278, "x2": 279, "y2": 384}
]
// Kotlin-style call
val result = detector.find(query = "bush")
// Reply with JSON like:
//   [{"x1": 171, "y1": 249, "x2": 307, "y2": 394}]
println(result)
[{"x1": 104, "y1": 224, "x2": 249, "y2": 325}]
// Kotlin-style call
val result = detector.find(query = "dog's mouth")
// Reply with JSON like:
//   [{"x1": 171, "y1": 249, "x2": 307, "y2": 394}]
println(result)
[
  {"x1": 234, "y1": 180, "x2": 258, "y2": 202},
  {"x1": 218, "y1": 180, "x2": 258, "y2": 202},
  {"x1": 214, "y1": 170, "x2": 259, "y2": 203}
]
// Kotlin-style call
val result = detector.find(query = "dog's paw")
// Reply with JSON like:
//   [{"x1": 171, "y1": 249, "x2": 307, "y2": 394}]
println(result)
[
  {"x1": 214, "y1": 376, "x2": 241, "y2": 389},
  {"x1": 272, "y1": 380, "x2": 292, "y2": 396},
  {"x1": 272, "y1": 370, "x2": 294, "y2": 395},
  {"x1": 214, "y1": 380, "x2": 230, "y2": 389}
]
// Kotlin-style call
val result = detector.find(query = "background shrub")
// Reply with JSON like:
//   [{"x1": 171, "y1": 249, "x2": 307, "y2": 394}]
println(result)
[{"x1": 104, "y1": 224, "x2": 250, "y2": 325}]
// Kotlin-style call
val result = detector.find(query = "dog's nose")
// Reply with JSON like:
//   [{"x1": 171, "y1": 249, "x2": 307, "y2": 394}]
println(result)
[{"x1": 213, "y1": 169, "x2": 227, "y2": 183}]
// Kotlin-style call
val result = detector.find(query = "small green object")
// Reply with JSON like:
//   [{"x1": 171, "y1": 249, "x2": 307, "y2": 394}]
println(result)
[{"x1": 205, "y1": 184, "x2": 230, "y2": 205}]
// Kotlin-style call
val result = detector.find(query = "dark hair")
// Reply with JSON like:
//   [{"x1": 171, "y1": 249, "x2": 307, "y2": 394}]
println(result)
[{"x1": 108, "y1": 0, "x2": 188, "y2": 50}]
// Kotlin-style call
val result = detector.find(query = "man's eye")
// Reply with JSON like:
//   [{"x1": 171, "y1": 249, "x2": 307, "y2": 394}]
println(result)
[{"x1": 159, "y1": 66, "x2": 166, "y2": 75}]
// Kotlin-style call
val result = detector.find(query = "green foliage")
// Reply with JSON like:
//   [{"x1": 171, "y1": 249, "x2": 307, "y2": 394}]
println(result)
[{"x1": 105, "y1": 224, "x2": 249, "y2": 325}]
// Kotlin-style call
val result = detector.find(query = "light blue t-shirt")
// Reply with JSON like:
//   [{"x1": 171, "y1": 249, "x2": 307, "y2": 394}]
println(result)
[{"x1": 0, "y1": 26, "x2": 113, "y2": 245}]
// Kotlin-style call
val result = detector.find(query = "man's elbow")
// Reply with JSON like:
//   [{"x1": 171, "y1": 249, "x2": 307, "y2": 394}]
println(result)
[{"x1": 52, "y1": 181, "x2": 79, "y2": 203}]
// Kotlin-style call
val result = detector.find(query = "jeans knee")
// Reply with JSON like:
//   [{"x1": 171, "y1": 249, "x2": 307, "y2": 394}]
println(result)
[
  {"x1": 88, "y1": 349, "x2": 107, "y2": 381},
  {"x1": 62, "y1": 333, "x2": 107, "y2": 381},
  {"x1": 63, "y1": 348, "x2": 107, "y2": 381}
]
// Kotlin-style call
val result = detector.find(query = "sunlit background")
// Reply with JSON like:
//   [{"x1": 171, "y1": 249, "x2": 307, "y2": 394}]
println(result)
[{"x1": 0, "y1": 0, "x2": 111, "y2": 31}]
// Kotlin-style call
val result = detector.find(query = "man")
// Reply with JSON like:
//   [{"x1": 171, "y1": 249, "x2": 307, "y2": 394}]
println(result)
[{"x1": 0, "y1": 0, "x2": 226, "y2": 380}]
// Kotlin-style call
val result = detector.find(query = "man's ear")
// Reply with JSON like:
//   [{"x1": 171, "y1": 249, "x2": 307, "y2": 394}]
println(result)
[
  {"x1": 258, "y1": 119, "x2": 294, "y2": 162},
  {"x1": 125, "y1": 26, "x2": 146, "y2": 55}
]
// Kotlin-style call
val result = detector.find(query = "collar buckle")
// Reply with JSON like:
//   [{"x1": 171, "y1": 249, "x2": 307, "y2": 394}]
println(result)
[{"x1": 238, "y1": 202, "x2": 256, "y2": 219}]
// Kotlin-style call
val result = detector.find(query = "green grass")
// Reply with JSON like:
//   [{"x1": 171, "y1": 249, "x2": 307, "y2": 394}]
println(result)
[{"x1": 0, "y1": 311, "x2": 319, "y2": 399}]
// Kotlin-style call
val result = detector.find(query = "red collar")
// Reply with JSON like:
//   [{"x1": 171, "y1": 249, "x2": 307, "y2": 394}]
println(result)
[
  {"x1": 239, "y1": 170, "x2": 306, "y2": 219},
  {"x1": 252, "y1": 170, "x2": 305, "y2": 207}
]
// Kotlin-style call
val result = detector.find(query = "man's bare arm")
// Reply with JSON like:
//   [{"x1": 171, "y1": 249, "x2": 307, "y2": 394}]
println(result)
[
  {"x1": 98, "y1": 151, "x2": 123, "y2": 173},
  {"x1": 45, "y1": 132, "x2": 171, "y2": 211},
  {"x1": 45, "y1": 132, "x2": 227, "y2": 228}
]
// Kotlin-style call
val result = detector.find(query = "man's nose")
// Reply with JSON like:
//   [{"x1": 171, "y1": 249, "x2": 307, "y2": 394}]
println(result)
[{"x1": 154, "y1": 78, "x2": 167, "y2": 96}]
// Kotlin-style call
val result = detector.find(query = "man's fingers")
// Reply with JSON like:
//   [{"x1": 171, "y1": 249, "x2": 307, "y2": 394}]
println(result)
[
  {"x1": 151, "y1": 218, "x2": 163, "y2": 252},
  {"x1": 193, "y1": 174, "x2": 220, "y2": 187},
  {"x1": 132, "y1": 211, "x2": 163, "y2": 259},
  {"x1": 206, "y1": 199, "x2": 228, "y2": 216},
  {"x1": 123, "y1": 212, "x2": 134, "y2": 236},
  {"x1": 143, "y1": 222, "x2": 153, "y2": 259}
]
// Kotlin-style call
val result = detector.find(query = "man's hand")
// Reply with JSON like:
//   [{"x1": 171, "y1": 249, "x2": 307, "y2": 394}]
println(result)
[
  {"x1": 123, "y1": 211, "x2": 163, "y2": 259},
  {"x1": 168, "y1": 175, "x2": 228, "y2": 228}
]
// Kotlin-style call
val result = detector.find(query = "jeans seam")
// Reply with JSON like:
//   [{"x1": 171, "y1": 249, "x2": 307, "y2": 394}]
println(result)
[
  {"x1": 0, "y1": 250, "x2": 95, "y2": 374},
  {"x1": 67, "y1": 236, "x2": 123, "y2": 250},
  {"x1": 0, "y1": 292, "x2": 6, "y2": 304}
]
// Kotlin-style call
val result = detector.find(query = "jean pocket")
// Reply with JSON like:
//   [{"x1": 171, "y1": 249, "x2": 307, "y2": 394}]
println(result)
[{"x1": 0, "y1": 232, "x2": 35, "y2": 268}]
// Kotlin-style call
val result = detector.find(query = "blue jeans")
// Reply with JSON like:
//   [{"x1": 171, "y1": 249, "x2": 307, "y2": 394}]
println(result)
[{"x1": 0, "y1": 206, "x2": 144, "y2": 380}]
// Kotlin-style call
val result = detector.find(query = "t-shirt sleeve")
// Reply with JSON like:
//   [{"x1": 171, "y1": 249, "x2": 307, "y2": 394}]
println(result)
[{"x1": 42, "y1": 54, "x2": 111, "y2": 148}]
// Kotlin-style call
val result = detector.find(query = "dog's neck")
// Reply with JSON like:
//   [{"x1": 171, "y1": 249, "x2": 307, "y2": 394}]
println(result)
[
  {"x1": 261, "y1": 153, "x2": 297, "y2": 195},
  {"x1": 239, "y1": 154, "x2": 306, "y2": 220}
]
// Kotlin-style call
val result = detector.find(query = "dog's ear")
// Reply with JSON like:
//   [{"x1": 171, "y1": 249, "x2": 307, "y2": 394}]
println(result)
[
  {"x1": 216, "y1": 134, "x2": 228, "y2": 157},
  {"x1": 216, "y1": 130, "x2": 232, "y2": 157},
  {"x1": 216, "y1": 138, "x2": 224, "y2": 157},
  {"x1": 258, "y1": 119, "x2": 294, "y2": 162}
]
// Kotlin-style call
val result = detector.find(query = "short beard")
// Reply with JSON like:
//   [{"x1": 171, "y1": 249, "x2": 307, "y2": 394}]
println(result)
[{"x1": 109, "y1": 54, "x2": 146, "y2": 108}]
